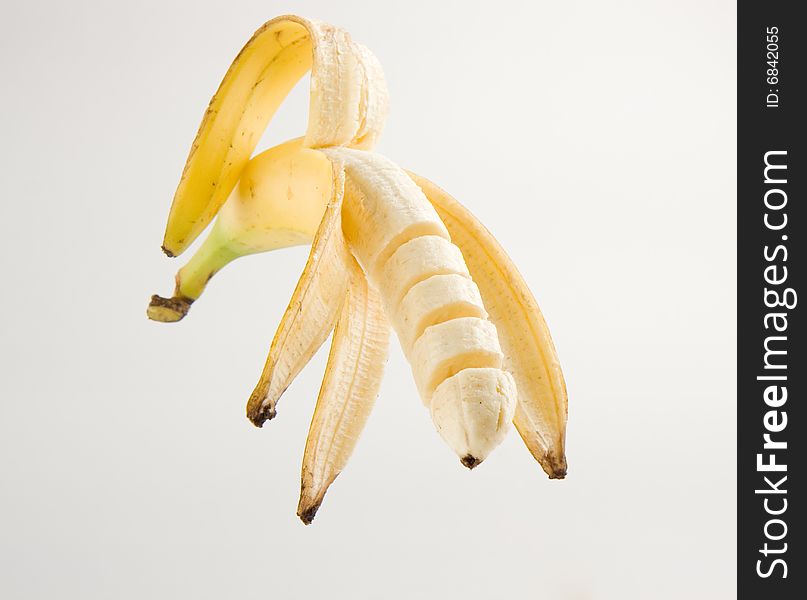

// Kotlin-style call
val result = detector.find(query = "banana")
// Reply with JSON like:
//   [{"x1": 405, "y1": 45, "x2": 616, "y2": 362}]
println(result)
[
  {"x1": 161, "y1": 15, "x2": 388, "y2": 258},
  {"x1": 149, "y1": 14, "x2": 569, "y2": 523},
  {"x1": 410, "y1": 173, "x2": 568, "y2": 479},
  {"x1": 298, "y1": 258, "x2": 389, "y2": 524}
]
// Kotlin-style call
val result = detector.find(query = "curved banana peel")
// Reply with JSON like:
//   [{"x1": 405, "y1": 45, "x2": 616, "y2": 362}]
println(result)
[
  {"x1": 149, "y1": 14, "x2": 570, "y2": 523},
  {"x1": 246, "y1": 163, "x2": 350, "y2": 426},
  {"x1": 298, "y1": 259, "x2": 389, "y2": 524},
  {"x1": 162, "y1": 15, "x2": 388, "y2": 257},
  {"x1": 409, "y1": 173, "x2": 568, "y2": 478}
]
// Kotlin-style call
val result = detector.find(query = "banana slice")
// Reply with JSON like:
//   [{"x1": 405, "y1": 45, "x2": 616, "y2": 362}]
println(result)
[
  {"x1": 409, "y1": 317, "x2": 503, "y2": 403},
  {"x1": 431, "y1": 368, "x2": 517, "y2": 469},
  {"x1": 378, "y1": 236, "x2": 469, "y2": 313},
  {"x1": 393, "y1": 274, "x2": 487, "y2": 356}
]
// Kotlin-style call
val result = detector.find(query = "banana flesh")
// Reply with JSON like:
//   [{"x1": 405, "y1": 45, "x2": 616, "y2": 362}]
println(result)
[
  {"x1": 410, "y1": 317, "x2": 503, "y2": 402},
  {"x1": 393, "y1": 273, "x2": 487, "y2": 355},
  {"x1": 378, "y1": 235, "x2": 469, "y2": 312},
  {"x1": 336, "y1": 152, "x2": 450, "y2": 280},
  {"x1": 431, "y1": 368, "x2": 517, "y2": 469},
  {"x1": 149, "y1": 14, "x2": 569, "y2": 523}
]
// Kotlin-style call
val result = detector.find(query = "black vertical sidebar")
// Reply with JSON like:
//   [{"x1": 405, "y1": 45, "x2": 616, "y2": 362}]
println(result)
[{"x1": 738, "y1": 2, "x2": 804, "y2": 598}]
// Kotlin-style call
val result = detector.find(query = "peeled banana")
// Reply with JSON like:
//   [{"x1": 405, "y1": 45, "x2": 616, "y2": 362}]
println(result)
[{"x1": 148, "y1": 14, "x2": 568, "y2": 523}]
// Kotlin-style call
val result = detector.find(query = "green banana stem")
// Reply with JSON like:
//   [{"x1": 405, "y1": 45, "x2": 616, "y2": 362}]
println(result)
[{"x1": 147, "y1": 224, "x2": 240, "y2": 322}]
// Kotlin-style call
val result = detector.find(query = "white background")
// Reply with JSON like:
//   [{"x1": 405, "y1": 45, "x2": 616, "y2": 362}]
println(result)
[{"x1": 0, "y1": 1, "x2": 736, "y2": 598}]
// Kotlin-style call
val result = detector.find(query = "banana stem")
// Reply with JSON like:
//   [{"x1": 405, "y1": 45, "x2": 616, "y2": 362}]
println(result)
[{"x1": 147, "y1": 224, "x2": 239, "y2": 322}]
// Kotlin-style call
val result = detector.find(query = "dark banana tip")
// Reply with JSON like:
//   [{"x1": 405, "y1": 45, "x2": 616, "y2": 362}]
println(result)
[
  {"x1": 545, "y1": 451, "x2": 568, "y2": 479},
  {"x1": 548, "y1": 469, "x2": 567, "y2": 480},
  {"x1": 161, "y1": 244, "x2": 175, "y2": 258},
  {"x1": 146, "y1": 294, "x2": 193, "y2": 322},
  {"x1": 298, "y1": 502, "x2": 321, "y2": 525},
  {"x1": 247, "y1": 402, "x2": 277, "y2": 428},
  {"x1": 461, "y1": 455, "x2": 481, "y2": 470}
]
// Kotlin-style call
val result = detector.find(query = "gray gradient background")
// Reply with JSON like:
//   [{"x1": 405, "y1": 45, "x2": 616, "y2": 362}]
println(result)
[{"x1": 0, "y1": 1, "x2": 736, "y2": 598}]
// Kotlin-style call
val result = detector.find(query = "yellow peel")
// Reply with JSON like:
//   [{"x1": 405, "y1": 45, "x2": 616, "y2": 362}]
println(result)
[{"x1": 298, "y1": 261, "x2": 389, "y2": 524}]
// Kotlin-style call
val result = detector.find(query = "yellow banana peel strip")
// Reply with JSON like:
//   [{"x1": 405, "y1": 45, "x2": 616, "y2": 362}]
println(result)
[{"x1": 298, "y1": 259, "x2": 389, "y2": 524}]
